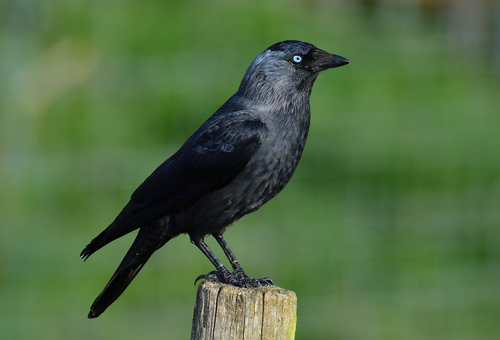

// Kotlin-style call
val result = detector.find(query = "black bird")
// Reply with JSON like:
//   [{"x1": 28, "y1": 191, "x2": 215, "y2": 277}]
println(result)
[{"x1": 81, "y1": 40, "x2": 349, "y2": 318}]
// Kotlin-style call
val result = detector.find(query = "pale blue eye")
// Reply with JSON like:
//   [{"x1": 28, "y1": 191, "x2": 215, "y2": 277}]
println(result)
[{"x1": 292, "y1": 55, "x2": 302, "y2": 63}]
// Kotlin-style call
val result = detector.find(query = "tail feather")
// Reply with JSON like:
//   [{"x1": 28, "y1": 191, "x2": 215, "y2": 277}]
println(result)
[
  {"x1": 80, "y1": 228, "x2": 112, "y2": 261},
  {"x1": 86, "y1": 225, "x2": 172, "y2": 318},
  {"x1": 81, "y1": 201, "x2": 147, "y2": 260},
  {"x1": 88, "y1": 257, "x2": 148, "y2": 318}
]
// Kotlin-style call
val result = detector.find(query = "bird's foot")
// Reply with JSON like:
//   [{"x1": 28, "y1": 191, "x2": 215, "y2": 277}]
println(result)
[
  {"x1": 194, "y1": 270, "x2": 224, "y2": 285},
  {"x1": 194, "y1": 268, "x2": 273, "y2": 288},
  {"x1": 194, "y1": 266, "x2": 240, "y2": 286},
  {"x1": 233, "y1": 267, "x2": 273, "y2": 287}
]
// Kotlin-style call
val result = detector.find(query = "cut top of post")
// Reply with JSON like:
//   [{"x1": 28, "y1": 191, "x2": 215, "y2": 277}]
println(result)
[{"x1": 191, "y1": 281, "x2": 297, "y2": 340}]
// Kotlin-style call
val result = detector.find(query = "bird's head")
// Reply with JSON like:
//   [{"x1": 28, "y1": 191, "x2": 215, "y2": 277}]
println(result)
[{"x1": 238, "y1": 40, "x2": 349, "y2": 104}]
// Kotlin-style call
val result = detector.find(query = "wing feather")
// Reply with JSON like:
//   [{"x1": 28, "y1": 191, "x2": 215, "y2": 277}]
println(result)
[{"x1": 81, "y1": 113, "x2": 267, "y2": 258}]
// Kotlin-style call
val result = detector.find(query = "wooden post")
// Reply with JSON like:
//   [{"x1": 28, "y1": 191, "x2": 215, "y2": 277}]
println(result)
[{"x1": 191, "y1": 281, "x2": 297, "y2": 340}]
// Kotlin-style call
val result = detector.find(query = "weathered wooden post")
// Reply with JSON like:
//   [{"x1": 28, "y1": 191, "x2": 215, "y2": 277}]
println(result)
[{"x1": 191, "y1": 281, "x2": 297, "y2": 340}]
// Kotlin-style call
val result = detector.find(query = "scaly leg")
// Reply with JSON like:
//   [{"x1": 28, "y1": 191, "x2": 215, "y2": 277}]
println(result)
[{"x1": 213, "y1": 234, "x2": 273, "y2": 287}]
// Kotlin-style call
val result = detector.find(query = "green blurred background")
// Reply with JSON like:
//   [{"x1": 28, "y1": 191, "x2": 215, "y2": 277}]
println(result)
[{"x1": 1, "y1": 0, "x2": 499, "y2": 339}]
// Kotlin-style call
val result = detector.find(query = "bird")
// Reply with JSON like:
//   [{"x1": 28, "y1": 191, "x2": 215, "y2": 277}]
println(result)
[{"x1": 81, "y1": 40, "x2": 349, "y2": 319}]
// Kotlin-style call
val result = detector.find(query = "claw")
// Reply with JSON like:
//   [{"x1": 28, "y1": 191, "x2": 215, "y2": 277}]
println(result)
[
  {"x1": 258, "y1": 277, "x2": 274, "y2": 286},
  {"x1": 232, "y1": 267, "x2": 274, "y2": 287},
  {"x1": 241, "y1": 276, "x2": 274, "y2": 287},
  {"x1": 194, "y1": 270, "x2": 222, "y2": 285},
  {"x1": 195, "y1": 268, "x2": 273, "y2": 287}
]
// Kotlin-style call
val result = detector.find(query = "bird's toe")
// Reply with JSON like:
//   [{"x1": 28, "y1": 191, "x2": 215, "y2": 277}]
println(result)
[
  {"x1": 233, "y1": 267, "x2": 273, "y2": 287},
  {"x1": 194, "y1": 271, "x2": 223, "y2": 285}
]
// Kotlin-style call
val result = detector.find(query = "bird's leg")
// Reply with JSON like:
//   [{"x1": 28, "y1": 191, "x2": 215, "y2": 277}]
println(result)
[
  {"x1": 213, "y1": 234, "x2": 273, "y2": 287},
  {"x1": 192, "y1": 238, "x2": 239, "y2": 286},
  {"x1": 212, "y1": 234, "x2": 246, "y2": 274}
]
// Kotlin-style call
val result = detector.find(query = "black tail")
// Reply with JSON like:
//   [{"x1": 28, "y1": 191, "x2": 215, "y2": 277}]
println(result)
[
  {"x1": 88, "y1": 256, "x2": 147, "y2": 318},
  {"x1": 87, "y1": 226, "x2": 171, "y2": 318},
  {"x1": 80, "y1": 228, "x2": 115, "y2": 261},
  {"x1": 80, "y1": 201, "x2": 145, "y2": 261}
]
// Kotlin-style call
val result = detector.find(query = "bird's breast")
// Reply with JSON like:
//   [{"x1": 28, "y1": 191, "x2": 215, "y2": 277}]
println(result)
[{"x1": 179, "y1": 108, "x2": 310, "y2": 238}]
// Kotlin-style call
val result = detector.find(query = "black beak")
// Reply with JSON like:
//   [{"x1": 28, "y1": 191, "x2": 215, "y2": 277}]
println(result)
[
  {"x1": 321, "y1": 53, "x2": 350, "y2": 69},
  {"x1": 311, "y1": 48, "x2": 350, "y2": 72}
]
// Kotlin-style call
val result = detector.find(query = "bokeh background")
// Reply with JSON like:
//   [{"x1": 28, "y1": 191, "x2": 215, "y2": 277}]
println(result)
[{"x1": 1, "y1": 0, "x2": 499, "y2": 339}]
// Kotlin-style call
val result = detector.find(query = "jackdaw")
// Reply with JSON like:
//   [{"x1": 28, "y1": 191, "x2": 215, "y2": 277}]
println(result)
[{"x1": 81, "y1": 40, "x2": 349, "y2": 318}]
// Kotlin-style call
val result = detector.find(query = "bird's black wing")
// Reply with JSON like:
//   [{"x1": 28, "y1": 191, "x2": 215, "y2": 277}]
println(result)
[{"x1": 81, "y1": 113, "x2": 267, "y2": 258}]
